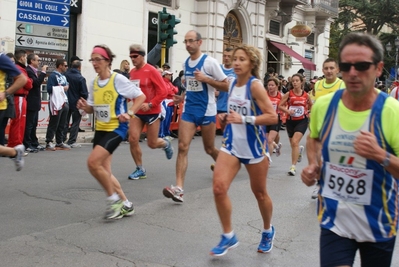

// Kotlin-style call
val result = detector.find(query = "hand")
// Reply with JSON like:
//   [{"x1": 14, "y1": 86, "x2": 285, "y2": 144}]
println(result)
[
  {"x1": 0, "y1": 91, "x2": 6, "y2": 102},
  {"x1": 76, "y1": 97, "x2": 87, "y2": 110},
  {"x1": 225, "y1": 110, "x2": 242, "y2": 124},
  {"x1": 41, "y1": 65, "x2": 48, "y2": 72},
  {"x1": 64, "y1": 85, "x2": 69, "y2": 91},
  {"x1": 118, "y1": 113, "x2": 130, "y2": 122},
  {"x1": 140, "y1": 103, "x2": 151, "y2": 112},
  {"x1": 301, "y1": 164, "x2": 320, "y2": 186},
  {"x1": 353, "y1": 130, "x2": 384, "y2": 161},
  {"x1": 173, "y1": 94, "x2": 183, "y2": 105},
  {"x1": 194, "y1": 68, "x2": 208, "y2": 83},
  {"x1": 217, "y1": 113, "x2": 228, "y2": 123}
]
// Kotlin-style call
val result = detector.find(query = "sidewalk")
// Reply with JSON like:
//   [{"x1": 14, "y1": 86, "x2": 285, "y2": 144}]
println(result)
[{"x1": 36, "y1": 127, "x2": 94, "y2": 144}]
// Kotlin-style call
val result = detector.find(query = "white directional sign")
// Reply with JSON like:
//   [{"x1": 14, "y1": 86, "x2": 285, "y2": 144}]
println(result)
[
  {"x1": 16, "y1": 34, "x2": 68, "y2": 51},
  {"x1": 16, "y1": 22, "x2": 69, "y2": 39}
]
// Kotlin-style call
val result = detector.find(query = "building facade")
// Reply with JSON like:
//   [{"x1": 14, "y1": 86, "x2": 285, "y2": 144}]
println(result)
[{"x1": 0, "y1": 0, "x2": 338, "y2": 82}]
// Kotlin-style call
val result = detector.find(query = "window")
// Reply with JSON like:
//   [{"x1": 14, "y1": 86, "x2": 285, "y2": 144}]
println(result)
[
  {"x1": 150, "y1": 0, "x2": 172, "y2": 6},
  {"x1": 269, "y1": 21, "x2": 280, "y2": 36},
  {"x1": 306, "y1": 33, "x2": 315, "y2": 45}
]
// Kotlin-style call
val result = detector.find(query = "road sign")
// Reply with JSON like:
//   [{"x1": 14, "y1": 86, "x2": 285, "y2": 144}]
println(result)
[
  {"x1": 17, "y1": 10, "x2": 69, "y2": 27},
  {"x1": 17, "y1": 1, "x2": 70, "y2": 15},
  {"x1": 17, "y1": 0, "x2": 70, "y2": 27},
  {"x1": 16, "y1": 34, "x2": 68, "y2": 51},
  {"x1": 16, "y1": 22, "x2": 69, "y2": 39}
]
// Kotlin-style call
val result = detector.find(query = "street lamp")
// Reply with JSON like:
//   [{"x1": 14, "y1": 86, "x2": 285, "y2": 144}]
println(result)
[{"x1": 386, "y1": 37, "x2": 399, "y2": 81}]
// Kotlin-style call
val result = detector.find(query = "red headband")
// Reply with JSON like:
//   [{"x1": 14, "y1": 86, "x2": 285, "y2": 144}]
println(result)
[{"x1": 92, "y1": 47, "x2": 109, "y2": 60}]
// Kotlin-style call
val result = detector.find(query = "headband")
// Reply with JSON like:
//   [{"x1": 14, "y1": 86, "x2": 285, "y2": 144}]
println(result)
[
  {"x1": 130, "y1": 50, "x2": 146, "y2": 57},
  {"x1": 92, "y1": 47, "x2": 110, "y2": 60}
]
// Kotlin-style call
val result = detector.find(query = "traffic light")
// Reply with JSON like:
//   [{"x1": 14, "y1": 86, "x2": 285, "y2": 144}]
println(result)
[
  {"x1": 157, "y1": 8, "x2": 170, "y2": 44},
  {"x1": 166, "y1": 15, "x2": 181, "y2": 49},
  {"x1": 157, "y1": 7, "x2": 180, "y2": 49}
]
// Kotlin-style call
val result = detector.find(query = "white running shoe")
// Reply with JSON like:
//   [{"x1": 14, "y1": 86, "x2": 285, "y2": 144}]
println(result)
[{"x1": 298, "y1": 145, "x2": 304, "y2": 163}]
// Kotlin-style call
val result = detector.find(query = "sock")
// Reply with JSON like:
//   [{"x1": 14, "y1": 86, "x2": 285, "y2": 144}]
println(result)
[
  {"x1": 263, "y1": 225, "x2": 273, "y2": 233},
  {"x1": 137, "y1": 165, "x2": 144, "y2": 171},
  {"x1": 223, "y1": 231, "x2": 235, "y2": 239},
  {"x1": 107, "y1": 193, "x2": 119, "y2": 202},
  {"x1": 164, "y1": 140, "x2": 169, "y2": 148},
  {"x1": 123, "y1": 200, "x2": 131, "y2": 207}
]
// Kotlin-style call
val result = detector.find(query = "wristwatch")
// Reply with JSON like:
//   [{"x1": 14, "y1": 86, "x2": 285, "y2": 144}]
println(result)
[
  {"x1": 148, "y1": 102, "x2": 153, "y2": 109},
  {"x1": 127, "y1": 110, "x2": 135, "y2": 118},
  {"x1": 381, "y1": 151, "x2": 391, "y2": 168},
  {"x1": 245, "y1": 116, "x2": 255, "y2": 125}
]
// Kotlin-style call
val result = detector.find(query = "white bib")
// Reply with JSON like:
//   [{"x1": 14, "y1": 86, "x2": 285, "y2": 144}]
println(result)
[
  {"x1": 288, "y1": 105, "x2": 305, "y2": 117},
  {"x1": 186, "y1": 77, "x2": 203, "y2": 92},
  {"x1": 322, "y1": 162, "x2": 373, "y2": 205},
  {"x1": 94, "y1": 104, "x2": 111, "y2": 123}
]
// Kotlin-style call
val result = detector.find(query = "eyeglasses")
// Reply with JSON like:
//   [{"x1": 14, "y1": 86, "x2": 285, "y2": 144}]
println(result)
[
  {"x1": 339, "y1": 62, "x2": 375, "y2": 72},
  {"x1": 89, "y1": 58, "x2": 106, "y2": 63},
  {"x1": 130, "y1": 55, "x2": 140, "y2": 59},
  {"x1": 183, "y1": 39, "x2": 199, "y2": 44}
]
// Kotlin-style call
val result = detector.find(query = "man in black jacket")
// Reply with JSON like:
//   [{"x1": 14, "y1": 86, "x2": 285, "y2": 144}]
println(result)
[
  {"x1": 25, "y1": 53, "x2": 47, "y2": 152},
  {"x1": 64, "y1": 57, "x2": 88, "y2": 147}
]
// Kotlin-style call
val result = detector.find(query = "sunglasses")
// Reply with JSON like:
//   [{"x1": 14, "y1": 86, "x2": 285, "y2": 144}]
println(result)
[
  {"x1": 339, "y1": 62, "x2": 375, "y2": 72},
  {"x1": 130, "y1": 54, "x2": 140, "y2": 59}
]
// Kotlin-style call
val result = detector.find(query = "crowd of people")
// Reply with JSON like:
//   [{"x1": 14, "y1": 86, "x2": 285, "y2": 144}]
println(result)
[{"x1": 2, "y1": 31, "x2": 399, "y2": 266}]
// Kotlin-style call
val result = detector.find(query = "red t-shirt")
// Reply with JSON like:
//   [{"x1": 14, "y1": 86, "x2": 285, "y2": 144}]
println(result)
[{"x1": 130, "y1": 64, "x2": 167, "y2": 115}]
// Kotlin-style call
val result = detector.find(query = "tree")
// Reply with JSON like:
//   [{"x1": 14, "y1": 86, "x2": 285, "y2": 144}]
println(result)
[{"x1": 329, "y1": 0, "x2": 399, "y2": 77}]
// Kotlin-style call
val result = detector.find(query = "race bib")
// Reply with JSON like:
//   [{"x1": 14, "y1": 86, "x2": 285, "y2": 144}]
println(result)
[
  {"x1": 131, "y1": 79, "x2": 140, "y2": 88},
  {"x1": 289, "y1": 105, "x2": 305, "y2": 117},
  {"x1": 186, "y1": 77, "x2": 203, "y2": 92},
  {"x1": 272, "y1": 103, "x2": 277, "y2": 112},
  {"x1": 322, "y1": 162, "x2": 373, "y2": 205},
  {"x1": 94, "y1": 104, "x2": 111, "y2": 123},
  {"x1": 228, "y1": 98, "x2": 250, "y2": 116}
]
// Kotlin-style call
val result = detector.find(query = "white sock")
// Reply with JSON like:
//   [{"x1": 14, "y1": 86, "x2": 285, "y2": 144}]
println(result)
[
  {"x1": 123, "y1": 200, "x2": 131, "y2": 207},
  {"x1": 263, "y1": 225, "x2": 273, "y2": 233},
  {"x1": 107, "y1": 193, "x2": 119, "y2": 202},
  {"x1": 223, "y1": 231, "x2": 235, "y2": 239}
]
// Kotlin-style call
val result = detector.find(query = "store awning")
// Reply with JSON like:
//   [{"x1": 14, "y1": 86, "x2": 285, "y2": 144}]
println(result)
[{"x1": 270, "y1": 41, "x2": 316, "y2": 71}]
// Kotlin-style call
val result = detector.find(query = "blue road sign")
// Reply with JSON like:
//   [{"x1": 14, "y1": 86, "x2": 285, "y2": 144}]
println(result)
[{"x1": 17, "y1": 0, "x2": 70, "y2": 27}]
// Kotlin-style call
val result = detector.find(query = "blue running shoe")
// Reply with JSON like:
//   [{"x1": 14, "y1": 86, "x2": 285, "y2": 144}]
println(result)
[
  {"x1": 163, "y1": 138, "x2": 174, "y2": 160},
  {"x1": 210, "y1": 234, "x2": 239, "y2": 256},
  {"x1": 128, "y1": 167, "x2": 147, "y2": 180},
  {"x1": 257, "y1": 225, "x2": 275, "y2": 253}
]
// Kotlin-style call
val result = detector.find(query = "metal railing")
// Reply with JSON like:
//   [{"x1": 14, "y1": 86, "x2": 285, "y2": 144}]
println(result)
[{"x1": 312, "y1": 0, "x2": 339, "y2": 14}]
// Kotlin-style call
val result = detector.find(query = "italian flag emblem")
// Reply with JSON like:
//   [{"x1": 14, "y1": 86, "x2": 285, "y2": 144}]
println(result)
[{"x1": 339, "y1": 156, "x2": 354, "y2": 165}]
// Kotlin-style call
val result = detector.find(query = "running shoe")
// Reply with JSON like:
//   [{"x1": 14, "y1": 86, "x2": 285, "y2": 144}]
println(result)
[
  {"x1": 36, "y1": 145, "x2": 46, "y2": 151},
  {"x1": 258, "y1": 225, "x2": 275, "y2": 253},
  {"x1": 311, "y1": 184, "x2": 320, "y2": 199},
  {"x1": 210, "y1": 234, "x2": 239, "y2": 256},
  {"x1": 275, "y1": 143, "x2": 282, "y2": 157},
  {"x1": 128, "y1": 167, "x2": 147, "y2": 180},
  {"x1": 68, "y1": 142, "x2": 82, "y2": 148},
  {"x1": 115, "y1": 202, "x2": 135, "y2": 219},
  {"x1": 46, "y1": 142, "x2": 56, "y2": 151},
  {"x1": 288, "y1": 165, "x2": 296, "y2": 176},
  {"x1": 163, "y1": 185, "x2": 184, "y2": 202},
  {"x1": 163, "y1": 138, "x2": 174, "y2": 160},
  {"x1": 56, "y1": 143, "x2": 71, "y2": 149},
  {"x1": 12, "y1": 144, "x2": 25, "y2": 171},
  {"x1": 298, "y1": 145, "x2": 304, "y2": 163},
  {"x1": 104, "y1": 199, "x2": 123, "y2": 219}
]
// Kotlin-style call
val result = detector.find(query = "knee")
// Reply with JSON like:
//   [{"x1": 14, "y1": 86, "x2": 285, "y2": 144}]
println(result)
[
  {"x1": 147, "y1": 139, "x2": 158, "y2": 149},
  {"x1": 213, "y1": 181, "x2": 228, "y2": 197},
  {"x1": 87, "y1": 157, "x2": 99, "y2": 172},
  {"x1": 204, "y1": 146, "x2": 216, "y2": 156},
  {"x1": 178, "y1": 142, "x2": 189, "y2": 154},
  {"x1": 128, "y1": 134, "x2": 140, "y2": 144},
  {"x1": 252, "y1": 189, "x2": 269, "y2": 201}
]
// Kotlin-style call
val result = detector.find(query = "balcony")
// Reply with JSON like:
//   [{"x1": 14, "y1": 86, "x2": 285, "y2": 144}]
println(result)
[
  {"x1": 280, "y1": 0, "x2": 309, "y2": 6},
  {"x1": 310, "y1": 0, "x2": 339, "y2": 18}
]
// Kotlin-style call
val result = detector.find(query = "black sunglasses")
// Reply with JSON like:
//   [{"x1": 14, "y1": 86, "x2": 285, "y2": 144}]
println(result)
[
  {"x1": 130, "y1": 54, "x2": 140, "y2": 59},
  {"x1": 339, "y1": 62, "x2": 375, "y2": 72}
]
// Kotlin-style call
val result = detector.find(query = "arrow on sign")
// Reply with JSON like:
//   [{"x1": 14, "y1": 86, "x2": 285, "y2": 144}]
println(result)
[
  {"x1": 61, "y1": 17, "x2": 69, "y2": 27},
  {"x1": 17, "y1": 35, "x2": 25, "y2": 45},
  {"x1": 62, "y1": 5, "x2": 69, "y2": 15},
  {"x1": 17, "y1": 24, "x2": 25, "y2": 33}
]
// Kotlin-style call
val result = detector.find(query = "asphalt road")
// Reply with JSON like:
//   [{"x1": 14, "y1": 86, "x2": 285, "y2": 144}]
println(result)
[{"x1": 1, "y1": 133, "x2": 398, "y2": 267}]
